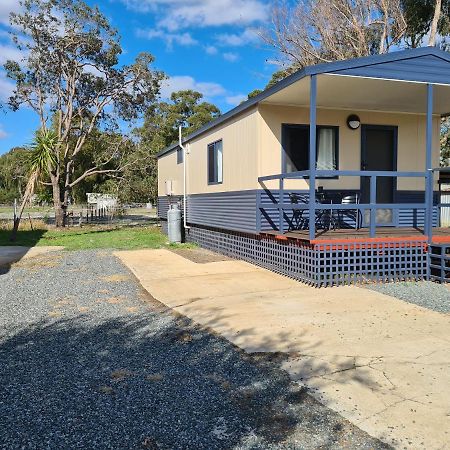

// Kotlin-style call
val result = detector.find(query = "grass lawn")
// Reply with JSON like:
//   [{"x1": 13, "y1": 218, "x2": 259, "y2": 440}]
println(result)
[{"x1": 0, "y1": 224, "x2": 192, "y2": 251}]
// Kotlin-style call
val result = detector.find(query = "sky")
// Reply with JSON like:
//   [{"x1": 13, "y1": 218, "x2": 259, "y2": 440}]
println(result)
[{"x1": 0, "y1": 0, "x2": 277, "y2": 155}]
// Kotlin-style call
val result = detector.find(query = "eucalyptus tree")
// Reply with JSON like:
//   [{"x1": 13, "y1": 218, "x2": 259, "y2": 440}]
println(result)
[
  {"x1": 132, "y1": 90, "x2": 220, "y2": 202},
  {"x1": 261, "y1": 0, "x2": 407, "y2": 70},
  {"x1": 401, "y1": 0, "x2": 450, "y2": 48},
  {"x1": 4, "y1": 0, "x2": 164, "y2": 226}
]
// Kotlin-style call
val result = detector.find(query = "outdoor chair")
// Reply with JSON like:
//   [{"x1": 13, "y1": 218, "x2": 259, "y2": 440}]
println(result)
[
  {"x1": 315, "y1": 191, "x2": 338, "y2": 231},
  {"x1": 339, "y1": 193, "x2": 361, "y2": 229},
  {"x1": 288, "y1": 193, "x2": 308, "y2": 231},
  {"x1": 288, "y1": 192, "x2": 338, "y2": 232}
]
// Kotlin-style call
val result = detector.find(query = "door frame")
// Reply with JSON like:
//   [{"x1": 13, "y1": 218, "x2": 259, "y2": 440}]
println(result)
[{"x1": 360, "y1": 124, "x2": 398, "y2": 227}]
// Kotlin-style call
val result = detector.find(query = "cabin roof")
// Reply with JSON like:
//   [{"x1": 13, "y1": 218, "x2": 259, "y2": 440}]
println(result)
[{"x1": 157, "y1": 47, "x2": 450, "y2": 158}]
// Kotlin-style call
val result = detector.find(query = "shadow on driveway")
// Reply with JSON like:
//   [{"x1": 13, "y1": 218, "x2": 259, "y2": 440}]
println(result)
[{"x1": 0, "y1": 313, "x2": 390, "y2": 450}]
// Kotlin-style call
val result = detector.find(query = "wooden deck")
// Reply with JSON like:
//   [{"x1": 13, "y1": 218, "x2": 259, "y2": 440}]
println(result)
[{"x1": 261, "y1": 227, "x2": 450, "y2": 244}]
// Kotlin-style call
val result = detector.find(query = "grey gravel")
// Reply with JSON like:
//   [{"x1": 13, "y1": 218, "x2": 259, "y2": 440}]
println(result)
[
  {"x1": 365, "y1": 281, "x2": 450, "y2": 313},
  {"x1": 0, "y1": 249, "x2": 390, "y2": 450}
]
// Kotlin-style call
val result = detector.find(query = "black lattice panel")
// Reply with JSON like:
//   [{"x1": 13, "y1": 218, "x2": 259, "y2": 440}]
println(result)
[
  {"x1": 429, "y1": 244, "x2": 450, "y2": 283},
  {"x1": 314, "y1": 241, "x2": 427, "y2": 286},
  {"x1": 186, "y1": 225, "x2": 428, "y2": 287}
]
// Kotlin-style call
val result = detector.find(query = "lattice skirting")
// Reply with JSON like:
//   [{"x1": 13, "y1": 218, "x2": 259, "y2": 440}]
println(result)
[
  {"x1": 429, "y1": 244, "x2": 450, "y2": 283},
  {"x1": 184, "y1": 225, "x2": 428, "y2": 287}
]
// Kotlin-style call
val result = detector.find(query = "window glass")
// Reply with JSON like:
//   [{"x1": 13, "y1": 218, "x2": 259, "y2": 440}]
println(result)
[
  {"x1": 283, "y1": 125, "x2": 338, "y2": 176},
  {"x1": 316, "y1": 128, "x2": 337, "y2": 170},
  {"x1": 208, "y1": 140, "x2": 223, "y2": 183}
]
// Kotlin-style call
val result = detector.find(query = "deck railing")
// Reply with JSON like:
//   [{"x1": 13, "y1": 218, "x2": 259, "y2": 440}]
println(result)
[{"x1": 257, "y1": 169, "x2": 433, "y2": 239}]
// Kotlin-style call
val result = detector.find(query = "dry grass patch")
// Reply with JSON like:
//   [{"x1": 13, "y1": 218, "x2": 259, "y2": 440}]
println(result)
[
  {"x1": 146, "y1": 373, "x2": 164, "y2": 382},
  {"x1": 110, "y1": 369, "x2": 133, "y2": 382},
  {"x1": 173, "y1": 331, "x2": 193, "y2": 344},
  {"x1": 12, "y1": 254, "x2": 62, "y2": 271},
  {"x1": 98, "y1": 386, "x2": 114, "y2": 395},
  {"x1": 205, "y1": 373, "x2": 232, "y2": 390},
  {"x1": 106, "y1": 296, "x2": 125, "y2": 304},
  {"x1": 100, "y1": 274, "x2": 130, "y2": 283}
]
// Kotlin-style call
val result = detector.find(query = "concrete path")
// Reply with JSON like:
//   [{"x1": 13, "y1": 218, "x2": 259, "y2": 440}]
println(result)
[
  {"x1": 116, "y1": 249, "x2": 450, "y2": 450},
  {"x1": 0, "y1": 246, "x2": 64, "y2": 266}
]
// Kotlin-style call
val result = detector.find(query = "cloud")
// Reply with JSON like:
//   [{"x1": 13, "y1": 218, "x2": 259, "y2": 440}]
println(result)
[
  {"x1": 223, "y1": 52, "x2": 239, "y2": 62},
  {"x1": 215, "y1": 28, "x2": 259, "y2": 47},
  {"x1": 0, "y1": 0, "x2": 21, "y2": 26},
  {"x1": 0, "y1": 43, "x2": 25, "y2": 65},
  {"x1": 0, "y1": 124, "x2": 7, "y2": 139},
  {"x1": 136, "y1": 28, "x2": 198, "y2": 48},
  {"x1": 0, "y1": 70, "x2": 15, "y2": 102},
  {"x1": 160, "y1": 75, "x2": 226, "y2": 100},
  {"x1": 225, "y1": 94, "x2": 246, "y2": 106},
  {"x1": 120, "y1": 0, "x2": 268, "y2": 31},
  {"x1": 205, "y1": 45, "x2": 218, "y2": 55}
]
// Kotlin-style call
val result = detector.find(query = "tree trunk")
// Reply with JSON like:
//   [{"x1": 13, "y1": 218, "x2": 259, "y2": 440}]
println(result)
[
  {"x1": 429, "y1": 0, "x2": 442, "y2": 46},
  {"x1": 62, "y1": 186, "x2": 71, "y2": 227},
  {"x1": 10, "y1": 173, "x2": 37, "y2": 242},
  {"x1": 51, "y1": 177, "x2": 65, "y2": 227}
]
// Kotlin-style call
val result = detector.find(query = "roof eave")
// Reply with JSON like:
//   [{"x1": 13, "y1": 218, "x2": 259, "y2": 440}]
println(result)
[{"x1": 157, "y1": 48, "x2": 450, "y2": 158}]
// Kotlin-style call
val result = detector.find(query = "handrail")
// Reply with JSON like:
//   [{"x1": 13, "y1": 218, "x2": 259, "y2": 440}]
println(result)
[
  {"x1": 258, "y1": 170, "x2": 426, "y2": 182},
  {"x1": 257, "y1": 169, "x2": 433, "y2": 238},
  {"x1": 271, "y1": 203, "x2": 427, "y2": 211}
]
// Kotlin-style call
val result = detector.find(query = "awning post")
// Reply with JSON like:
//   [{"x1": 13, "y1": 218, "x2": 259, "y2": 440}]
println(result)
[
  {"x1": 425, "y1": 84, "x2": 434, "y2": 242},
  {"x1": 309, "y1": 75, "x2": 317, "y2": 240}
]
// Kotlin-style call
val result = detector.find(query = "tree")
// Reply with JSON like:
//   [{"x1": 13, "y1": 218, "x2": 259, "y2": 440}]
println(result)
[
  {"x1": 429, "y1": 0, "x2": 443, "y2": 45},
  {"x1": 0, "y1": 147, "x2": 29, "y2": 203},
  {"x1": 261, "y1": 0, "x2": 407, "y2": 70},
  {"x1": 441, "y1": 117, "x2": 450, "y2": 166},
  {"x1": 401, "y1": 0, "x2": 450, "y2": 48},
  {"x1": 10, "y1": 129, "x2": 57, "y2": 241},
  {"x1": 131, "y1": 90, "x2": 220, "y2": 202},
  {"x1": 4, "y1": 0, "x2": 164, "y2": 226},
  {"x1": 139, "y1": 90, "x2": 221, "y2": 150}
]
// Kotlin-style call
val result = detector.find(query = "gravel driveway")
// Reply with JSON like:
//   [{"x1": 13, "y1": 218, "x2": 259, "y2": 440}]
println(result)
[{"x1": 0, "y1": 249, "x2": 389, "y2": 450}]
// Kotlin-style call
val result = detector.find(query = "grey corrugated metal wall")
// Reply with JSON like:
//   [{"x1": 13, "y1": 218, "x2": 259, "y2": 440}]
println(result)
[
  {"x1": 158, "y1": 190, "x2": 257, "y2": 233},
  {"x1": 158, "y1": 189, "x2": 438, "y2": 233}
]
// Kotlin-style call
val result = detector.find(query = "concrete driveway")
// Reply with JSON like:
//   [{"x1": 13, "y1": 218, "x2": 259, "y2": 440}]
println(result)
[{"x1": 116, "y1": 249, "x2": 450, "y2": 450}]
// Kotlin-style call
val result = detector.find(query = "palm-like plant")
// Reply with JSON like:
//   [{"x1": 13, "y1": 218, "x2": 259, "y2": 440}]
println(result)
[{"x1": 10, "y1": 129, "x2": 58, "y2": 241}]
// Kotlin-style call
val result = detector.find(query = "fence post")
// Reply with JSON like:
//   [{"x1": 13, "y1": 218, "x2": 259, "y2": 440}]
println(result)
[{"x1": 369, "y1": 175, "x2": 377, "y2": 238}]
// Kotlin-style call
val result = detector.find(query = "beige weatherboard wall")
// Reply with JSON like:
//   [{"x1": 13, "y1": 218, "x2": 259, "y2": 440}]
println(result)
[
  {"x1": 158, "y1": 106, "x2": 259, "y2": 197},
  {"x1": 158, "y1": 81, "x2": 441, "y2": 196},
  {"x1": 258, "y1": 104, "x2": 440, "y2": 192},
  {"x1": 158, "y1": 147, "x2": 184, "y2": 196}
]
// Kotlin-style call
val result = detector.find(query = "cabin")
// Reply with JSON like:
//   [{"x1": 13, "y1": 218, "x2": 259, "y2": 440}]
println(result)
[{"x1": 157, "y1": 48, "x2": 450, "y2": 286}]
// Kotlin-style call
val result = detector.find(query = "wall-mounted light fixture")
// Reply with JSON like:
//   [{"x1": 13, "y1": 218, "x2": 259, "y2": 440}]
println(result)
[{"x1": 347, "y1": 114, "x2": 361, "y2": 130}]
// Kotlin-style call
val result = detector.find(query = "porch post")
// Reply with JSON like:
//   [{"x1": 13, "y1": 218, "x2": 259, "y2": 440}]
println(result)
[
  {"x1": 425, "y1": 83, "x2": 434, "y2": 241},
  {"x1": 309, "y1": 75, "x2": 317, "y2": 240}
]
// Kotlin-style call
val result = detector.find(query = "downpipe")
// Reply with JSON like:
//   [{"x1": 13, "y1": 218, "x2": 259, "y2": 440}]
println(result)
[{"x1": 179, "y1": 126, "x2": 190, "y2": 231}]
